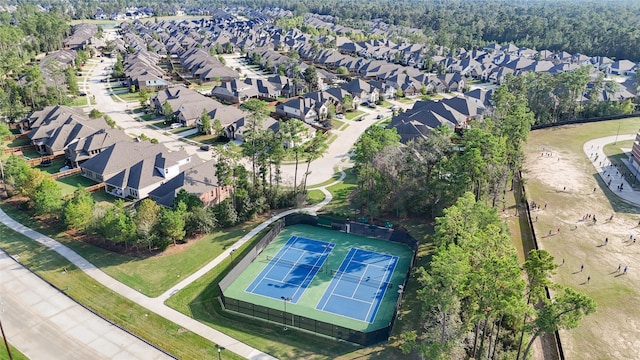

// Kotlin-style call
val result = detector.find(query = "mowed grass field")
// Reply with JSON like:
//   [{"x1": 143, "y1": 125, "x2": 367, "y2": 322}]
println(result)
[{"x1": 521, "y1": 118, "x2": 640, "y2": 359}]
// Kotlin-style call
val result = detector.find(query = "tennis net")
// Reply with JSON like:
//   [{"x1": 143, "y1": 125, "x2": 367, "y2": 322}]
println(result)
[
  {"x1": 266, "y1": 255, "x2": 324, "y2": 272},
  {"x1": 330, "y1": 269, "x2": 391, "y2": 288}
]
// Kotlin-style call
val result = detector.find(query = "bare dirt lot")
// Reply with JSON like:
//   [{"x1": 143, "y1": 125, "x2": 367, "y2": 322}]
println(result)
[{"x1": 523, "y1": 119, "x2": 640, "y2": 360}]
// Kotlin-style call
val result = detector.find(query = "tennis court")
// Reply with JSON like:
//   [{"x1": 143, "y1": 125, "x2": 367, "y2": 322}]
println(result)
[
  {"x1": 221, "y1": 223, "x2": 414, "y2": 338},
  {"x1": 316, "y1": 248, "x2": 397, "y2": 323},
  {"x1": 245, "y1": 236, "x2": 334, "y2": 303}
]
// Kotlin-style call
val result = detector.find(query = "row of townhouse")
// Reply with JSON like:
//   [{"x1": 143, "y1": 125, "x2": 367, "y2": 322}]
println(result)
[{"x1": 20, "y1": 105, "x2": 231, "y2": 207}]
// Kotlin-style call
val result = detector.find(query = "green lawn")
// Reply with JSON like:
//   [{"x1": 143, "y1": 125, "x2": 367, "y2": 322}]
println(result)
[
  {"x1": 36, "y1": 157, "x2": 67, "y2": 175},
  {"x1": 5, "y1": 137, "x2": 30, "y2": 148},
  {"x1": 62, "y1": 223, "x2": 259, "y2": 297},
  {"x1": 184, "y1": 132, "x2": 229, "y2": 145},
  {"x1": 396, "y1": 97, "x2": 415, "y2": 104},
  {"x1": 56, "y1": 174, "x2": 99, "y2": 196},
  {"x1": 68, "y1": 96, "x2": 90, "y2": 107},
  {"x1": 306, "y1": 189, "x2": 325, "y2": 204},
  {"x1": 19, "y1": 148, "x2": 41, "y2": 159},
  {"x1": 316, "y1": 170, "x2": 358, "y2": 218},
  {"x1": 0, "y1": 222, "x2": 237, "y2": 360},
  {"x1": 345, "y1": 110, "x2": 365, "y2": 120},
  {"x1": 331, "y1": 118, "x2": 346, "y2": 130},
  {"x1": 139, "y1": 114, "x2": 156, "y2": 121},
  {"x1": 115, "y1": 91, "x2": 142, "y2": 102},
  {"x1": 379, "y1": 99, "x2": 393, "y2": 108},
  {"x1": 0, "y1": 342, "x2": 29, "y2": 360}
]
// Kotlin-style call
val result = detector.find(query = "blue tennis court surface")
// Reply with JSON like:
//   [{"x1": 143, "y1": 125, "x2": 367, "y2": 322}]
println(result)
[
  {"x1": 316, "y1": 248, "x2": 397, "y2": 323},
  {"x1": 245, "y1": 236, "x2": 334, "y2": 303}
]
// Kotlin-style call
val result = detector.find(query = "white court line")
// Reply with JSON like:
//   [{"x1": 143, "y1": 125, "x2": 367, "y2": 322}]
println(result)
[
  {"x1": 317, "y1": 248, "x2": 358, "y2": 311},
  {"x1": 245, "y1": 236, "x2": 299, "y2": 293},
  {"x1": 363, "y1": 256, "x2": 397, "y2": 322},
  {"x1": 260, "y1": 239, "x2": 335, "y2": 302},
  {"x1": 331, "y1": 292, "x2": 373, "y2": 305},
  {"x1": 288, "y1": 244, "x2": 334, "y2": 301}
]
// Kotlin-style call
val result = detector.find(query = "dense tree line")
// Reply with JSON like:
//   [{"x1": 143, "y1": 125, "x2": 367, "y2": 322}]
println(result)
[
  {"x1": 351, "y1": 84, "x2": 595, "y2": 358},
  {"x1": 0, "y1": 5, "x2": 77, "y2": 121},
  {"x1": 401, "y1": 194, "x2": 596, "y2": 359},
  {"x1": 9, "y1": 0, "x2": 640, "y2": 61},
  {"x1": 230, "y1": 0, "x2": 640, "y2": 61},
  {"x1": 504, "y1": 71, "x2": 636, "y2": 125}
]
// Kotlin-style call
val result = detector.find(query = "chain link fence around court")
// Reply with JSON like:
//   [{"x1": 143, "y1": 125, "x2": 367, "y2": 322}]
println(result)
[
  {"x1": 218, "y1": 213, "x2": 417, "y2": 346},
  {"x1": 218, "y1": 219, "x2": 285, "y2": 294}
]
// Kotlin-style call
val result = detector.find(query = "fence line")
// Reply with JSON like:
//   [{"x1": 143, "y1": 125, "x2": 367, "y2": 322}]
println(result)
[
  {"x1": 518, "y1": 171, "x2": 564, "y2": 360},
  {"x1": 218, "y1": 213, "x2": 417, "y2": 346}
]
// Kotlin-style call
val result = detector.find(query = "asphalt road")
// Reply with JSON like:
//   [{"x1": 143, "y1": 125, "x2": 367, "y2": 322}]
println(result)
[{"x1": 0, "y1": 251, "x2": 173, "y2": 360}]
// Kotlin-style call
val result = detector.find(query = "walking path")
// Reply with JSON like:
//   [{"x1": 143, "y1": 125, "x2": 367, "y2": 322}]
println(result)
[
  {"x1": 0, "y1": 251, "x2": 173, "y2": 360},
  {"x1": 583, "y1": 134, "x2": 640, "y2": 205},
  {"x1": 0, "y1": 169, "x2": 344, "y2": 359}
]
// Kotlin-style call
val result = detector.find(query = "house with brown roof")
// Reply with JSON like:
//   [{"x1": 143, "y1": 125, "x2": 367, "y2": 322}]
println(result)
[
  {"x1": 341, "y1": 78, "x2": 380, "y2": 105},
  {"x1": 148, "y1": 159, "x2": 233, "y2": 207},
  {"x1": 80, "y1": 141, "x2": 192, "y2": 199},
  {"x1": 22, "y1": 105, "x2": 111, "y2": 156},
  {"x1": 65, "y1": 128, "x2": 132, "y2": 168}
]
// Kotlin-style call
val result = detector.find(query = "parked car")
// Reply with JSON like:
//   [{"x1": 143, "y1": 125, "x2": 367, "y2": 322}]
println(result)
[
  {"x1": 335, "y1": 114, "x2": 345, "y2": 119},
  {"x1": 367, "y1": 102, "x2": 377, "y2": 108},
  {"x1": 39, "y1": 159, "x2": 52, "y2": 167},
  {"x1": 200, "y1": 145, "x2": 211, "y2": 151},
  {"x1": 376, "y1": 114, "x2": 384, "y2": 119},
  {"x1": 391, "y1": 105, "x2": 399, "y2": 111},
  {"x1": 170, "y1": 122, "x2": 183, "y2": 129}
]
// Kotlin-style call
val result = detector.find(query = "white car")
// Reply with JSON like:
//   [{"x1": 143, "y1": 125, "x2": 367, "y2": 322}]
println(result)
[
  {"x1": 170, "y1": 122, "x2": 183, "y2": 129},
  {"x1": 335, "y1": 114, "x2": 345, "y2": 119}
]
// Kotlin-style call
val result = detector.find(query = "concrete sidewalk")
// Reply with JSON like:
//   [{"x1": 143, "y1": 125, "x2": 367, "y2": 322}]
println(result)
[
  {"x1": 583, "y1": 134, "x2": 640, "y2": 205},
  {"x1": 0, "y1": 251, "x2": 173, "y2": 360}
]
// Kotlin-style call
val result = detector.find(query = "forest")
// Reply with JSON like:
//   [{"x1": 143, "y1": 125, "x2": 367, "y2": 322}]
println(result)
[{"x1": 3, "y1": 0, "x2": 639, "y2": 61}]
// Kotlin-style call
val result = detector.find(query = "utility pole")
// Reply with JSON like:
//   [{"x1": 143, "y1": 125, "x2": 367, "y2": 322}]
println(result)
[{"x1": 0, "y1": 319, "x2": 13, "y2": 360}]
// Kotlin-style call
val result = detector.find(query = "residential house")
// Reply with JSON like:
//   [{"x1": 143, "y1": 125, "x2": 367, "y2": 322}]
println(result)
[
  {"x1": 148, "y1": 159, "x2": 233, "y2": 207},
  {"x1": 65, "y1": 128, "x2": 132, "y2": 168},
  {"x1": 609, "y1": 60, "x2": 637, "y2": 76},
  {"x1": 63, "y1": 23, "x2": 98, "y2": 50},
  {"x1": 22, "y1": 106, "x2": 111, "y2": 156},
  {"x1": 275, "y1": 97, "x2": 322, "y2": 124},
  {"x1": 325, "y1": 87, "x2": 360, "y2": 111},
  {"x1": 388, "y1": 96, "x2": 484, "y2": 143},
  {"x1": 342, "y1": 78, "x2": 379, "y2": 104},
  {"x1": 80, "y1": 141, "x2": 191, "y2": 199},
  {"x1": 176, "y1": 97, "x2": 222, "y2": 127},
  {"x1": 152, "y1": 86, "x2": 207, "y2": 116}
]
